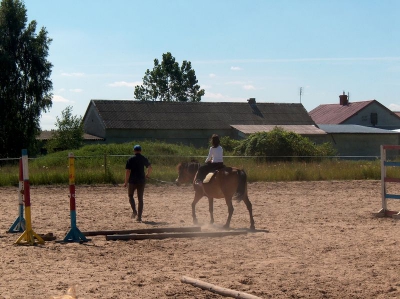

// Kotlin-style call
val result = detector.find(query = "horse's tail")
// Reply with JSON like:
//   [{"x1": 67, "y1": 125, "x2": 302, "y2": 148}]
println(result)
[{"x1": 233, "y1": 169, "x2": 247, "y2": 202}]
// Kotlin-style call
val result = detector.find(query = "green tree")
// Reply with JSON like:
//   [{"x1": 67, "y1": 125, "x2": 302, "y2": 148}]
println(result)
[
  {"x1": 47, "y1": 106, "x2": 84, "y2": 152},
  {"x1": 134, "y1": 52, "x2": 205, "y2": 102},
  {"x1": 0, "y1": 0, "x2": 53, "y2": 157}
]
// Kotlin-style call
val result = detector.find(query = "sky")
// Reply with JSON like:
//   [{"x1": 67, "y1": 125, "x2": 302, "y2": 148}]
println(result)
[{"x1": 23, "y1": 0, "x2": 400, "y2": 130}]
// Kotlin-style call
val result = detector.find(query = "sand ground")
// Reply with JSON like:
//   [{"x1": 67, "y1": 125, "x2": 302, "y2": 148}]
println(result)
[{"x1": 0, "y1": 180, "x2": 399, "y2": 299}]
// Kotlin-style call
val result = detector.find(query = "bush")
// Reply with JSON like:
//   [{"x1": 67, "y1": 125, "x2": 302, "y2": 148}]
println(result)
[
  {"x1": 234, "y1": 127, "x2": 337, "y2": 160},
  {"x1": 220, "y1": 136, "x2": 241, "y2": 153}
]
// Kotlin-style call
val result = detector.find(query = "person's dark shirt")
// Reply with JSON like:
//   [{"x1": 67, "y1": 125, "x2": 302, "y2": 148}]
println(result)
[{"x1": 125, "y1": 153, "x2": 151, "y2": 184}]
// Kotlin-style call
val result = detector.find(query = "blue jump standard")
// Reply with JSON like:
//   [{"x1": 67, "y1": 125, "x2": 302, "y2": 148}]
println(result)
[
  {"x1": 63, "y1": 210, "x2": 89, "y2": 243},
  {"x1": 7, "y1": 205, "x2": 26, "y2": 233}
]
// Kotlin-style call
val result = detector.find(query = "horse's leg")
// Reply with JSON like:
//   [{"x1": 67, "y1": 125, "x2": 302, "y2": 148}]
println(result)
[
  {"x1": 243, "y1": 195, "x2": 256, "y2": 230},
  {"x1": 208, "y1": 197, "x2": 214, "y2": 224},
  {"x1": 223, "y1": 197, "x2": 234, "y2": 229},
  {"x1": 191, "y1": 190, "x2": 203, "y2": 225}
]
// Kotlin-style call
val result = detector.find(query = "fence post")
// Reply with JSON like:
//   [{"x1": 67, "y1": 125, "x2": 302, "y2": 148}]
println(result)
[{"x1": 104, "y1": 154, "x2": 107, "y2": 178}]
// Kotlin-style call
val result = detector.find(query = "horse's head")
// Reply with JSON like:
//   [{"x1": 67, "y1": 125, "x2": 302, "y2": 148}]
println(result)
[{"x1": 175, "y1": 161, "x2": 200, "y2": 186}]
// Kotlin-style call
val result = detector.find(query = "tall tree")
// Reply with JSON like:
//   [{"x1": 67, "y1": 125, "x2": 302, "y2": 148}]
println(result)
[
  {"x1": 134, "y1": 52, "x2": 205, "y2": 102},
  {"x1": 47, "y1": 106, "x2": 84, "y2": 152},
  {"x1": 0, "y1": 0, "x2": 53, "y2": 158}
]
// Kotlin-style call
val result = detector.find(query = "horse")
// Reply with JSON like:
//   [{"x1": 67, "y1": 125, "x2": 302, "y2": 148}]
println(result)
[{"x1": 176, "y1": 161, "x2": 255, "y2": 230}]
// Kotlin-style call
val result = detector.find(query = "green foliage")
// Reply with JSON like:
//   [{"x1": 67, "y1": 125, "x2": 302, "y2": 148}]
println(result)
[
  {"x1": 220, "y1": 136, "x2": 241, "y2": 153},
  {"x1": 235, "y1": 127, "x2": 337, "y2": 160},
  {"x1": 0, "y1": 0, "x2": 53, "y2": 158},
  {"x1": 134, "y1": 52, "x2": 205, "y2": 102},
  {"x1": 0, "y1": 141, "x2": 388, "y2": 186},
  {"x1": 46, "y1": 106, "x2": 83, "y2": 152}
]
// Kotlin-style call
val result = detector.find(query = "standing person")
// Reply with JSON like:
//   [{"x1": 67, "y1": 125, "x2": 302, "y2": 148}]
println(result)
[
  {"x1": 124, "y1": 144, "x2": 152, "y2": 222},
  {"x1": 195, "y1": 134, "x2": 224, "y2": 186}
]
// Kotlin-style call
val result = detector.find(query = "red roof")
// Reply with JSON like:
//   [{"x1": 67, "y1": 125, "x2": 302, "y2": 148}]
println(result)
[{"x1": 309, "y1": 100, "x2": 374, "y2": 124}]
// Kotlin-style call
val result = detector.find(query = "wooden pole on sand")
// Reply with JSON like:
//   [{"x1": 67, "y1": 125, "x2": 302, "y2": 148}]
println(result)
[
  {"x1": 106, "y1": 230, "x2": 247, "y2": 241},
  {"x1": 181, "y1": 276, "x2": 262, "y2": 299}
]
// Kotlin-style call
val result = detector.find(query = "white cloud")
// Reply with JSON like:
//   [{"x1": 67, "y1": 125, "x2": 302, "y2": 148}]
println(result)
[
  {"x1": 224, "y1": 81, "x2": 255, "y2": 90},
  {"x1": 243, "y1": 85, "x2": 255, "y2": 90},
  {"x1": 226, "y1": 81, "x2": 246, "y2": 85},
  {"x1": 209, "y1": 73, "x2": 216, "y2": 78},
  {"x1": 230, "y1": 66, "x2": 242, "y2": 71},
  {"x1": 61, "y1": 72, "x2": 84, "y2": 77},
  {"x1": 389, "y1": 104, "x2": 400, "y2": 111},
  {"x1": 108, "y1": 81, "x2": 141, "y2": 88},
  {"x1": 203, "y1": 91, "x2": 246, "y2": 102},
  {"x1": 53, "y1": 95, "x2": 72, "y2": 103},
  {"x1": 194, "y1": 57, "x2": 400, "y2": 64},
  {"x1": 69, "y1": 88, "x2": 83, "y2": 93},
  {"x1": 204, "y1": 92, "x2": 225, "y2": 100}
]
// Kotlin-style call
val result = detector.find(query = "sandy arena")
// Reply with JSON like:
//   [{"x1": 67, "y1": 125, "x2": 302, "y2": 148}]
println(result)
[{"x1": 0, "y1": 180, "x2": 399, "y2": 298}]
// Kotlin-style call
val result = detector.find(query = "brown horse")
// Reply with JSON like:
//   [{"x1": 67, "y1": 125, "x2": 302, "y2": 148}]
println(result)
[{"x1": 176, "y1": 161, "x2": 255, "y2": 230}]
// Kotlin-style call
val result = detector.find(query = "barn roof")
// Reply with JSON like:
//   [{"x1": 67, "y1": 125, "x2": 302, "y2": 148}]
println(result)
[
  {"x1": 231, "y1": 125, "x2": 326, "y2": 135},
  {"x1": 309, "y1": 100, "x2": 376, "y2": 124},
  {"x1": 37, "y1": 130, "x2": 104, "y2": 140},
  {"x1": 84, "y1": 100, "x2": 316, "y2": 130},
  {"x1": 317, "y1": 124, "x2": 399, "y2": 134}
]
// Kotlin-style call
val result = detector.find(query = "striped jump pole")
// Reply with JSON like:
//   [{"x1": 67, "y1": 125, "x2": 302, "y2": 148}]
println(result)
[
  {"x1": 15, "y1": 149, "x2": 44, "y2": 245},
  {"x1": 63, "y1": 153, "x2": 89, "y2": 243},
  {"x1": 376, "y1": 145, "x2": 400, "y2": 219},
  {"x1": 8, "y1": 158, "x2": 26, "y2": 233}
]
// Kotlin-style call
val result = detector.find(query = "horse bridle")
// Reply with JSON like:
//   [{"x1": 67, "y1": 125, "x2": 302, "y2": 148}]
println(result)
[{"x1": 186, "y1": 162, "x2": 200, "y2": 174}]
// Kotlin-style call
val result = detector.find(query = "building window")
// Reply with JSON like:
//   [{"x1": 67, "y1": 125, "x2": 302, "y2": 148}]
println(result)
[{"x1": 371, "y1": 113, "x2": 378, "y2": 126}]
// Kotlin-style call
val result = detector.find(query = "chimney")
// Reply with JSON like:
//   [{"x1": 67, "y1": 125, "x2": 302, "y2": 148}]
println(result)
[
  {"x1": 339, "y1": 91, "x2": 348, "y2": 105},
  {"x1": 247, "y1": 98, "x2": 256, "y2": 104}
]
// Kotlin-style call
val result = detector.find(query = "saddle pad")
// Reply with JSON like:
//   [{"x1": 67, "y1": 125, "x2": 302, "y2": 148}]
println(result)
[{"x1": 203, "y1": 172, "x2": 215, "y2": 184}]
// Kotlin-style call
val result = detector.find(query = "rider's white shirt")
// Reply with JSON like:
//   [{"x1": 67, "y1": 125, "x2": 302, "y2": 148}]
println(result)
[{"x1": 205, "y1": 146, "x2": 223, "y2": 163}]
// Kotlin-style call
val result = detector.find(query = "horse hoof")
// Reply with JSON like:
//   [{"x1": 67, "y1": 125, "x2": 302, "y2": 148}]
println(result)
[{"x1": 250, "y1": 225, "x2": 256, "y2": 231}]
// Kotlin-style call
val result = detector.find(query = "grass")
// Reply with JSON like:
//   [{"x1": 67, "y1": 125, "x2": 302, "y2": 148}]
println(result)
[{"x1": 0, "y1": 141, "x2": 398, "y2": 186}]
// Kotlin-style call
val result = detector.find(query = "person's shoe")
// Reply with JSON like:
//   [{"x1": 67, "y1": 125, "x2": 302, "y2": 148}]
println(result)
[
  {"x1": 131, "y1": 210, "x2": 137, "y2": 218},
  {"x1": 136, "y1": 217, "x2": 142, "y2": 222}
]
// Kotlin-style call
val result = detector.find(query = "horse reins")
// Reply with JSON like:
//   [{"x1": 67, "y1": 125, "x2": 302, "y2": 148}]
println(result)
[
  {"x1": 147, "y1": 162, "x2": 200, "y2": 185},
  {"x1": 148, "y1": 177, "x2": 176, "y2": 185}
]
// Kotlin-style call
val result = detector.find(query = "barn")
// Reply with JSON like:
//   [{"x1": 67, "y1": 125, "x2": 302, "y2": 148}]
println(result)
[
  {"x1": 317, "y1": 124, "x2": 400, "y2": 158},
  {"x1": 82, "y1": 98, "x2": 320, "y2": 147}
]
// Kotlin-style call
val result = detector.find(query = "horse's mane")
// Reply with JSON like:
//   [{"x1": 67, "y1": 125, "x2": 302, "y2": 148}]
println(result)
[{"x1": 176, "y1": 160, "x2": 200, "y2": 172}]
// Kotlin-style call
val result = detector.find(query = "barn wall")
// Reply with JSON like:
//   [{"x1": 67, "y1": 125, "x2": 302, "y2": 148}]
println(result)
[
  {"x1": 327, "y1": 133, "x2": 400, "y2": 157},
  {"x1": 83, "y1": 106, "x2": 106, "y2": 137},
  {"x1": 101, "y1": 129, "x2": 234, "y2": 148}
]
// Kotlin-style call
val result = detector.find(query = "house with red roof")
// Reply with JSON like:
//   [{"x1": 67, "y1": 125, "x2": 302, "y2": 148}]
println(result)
[
  {"x1": 308, "y1": 93, "x2": 400, "y2": 157},
  {"x1": 309, "y1": 92, "x2": 400, "y2": 130}
]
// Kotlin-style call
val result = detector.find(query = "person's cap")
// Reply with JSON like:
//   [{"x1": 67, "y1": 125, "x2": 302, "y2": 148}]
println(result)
[{"x1": 133, "y1": 145, "x2": 141, "y2": 151}]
